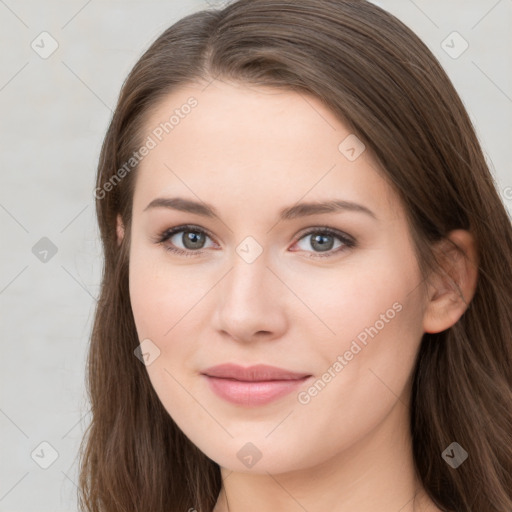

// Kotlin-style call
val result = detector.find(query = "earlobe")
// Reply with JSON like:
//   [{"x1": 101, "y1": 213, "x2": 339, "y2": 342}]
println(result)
[
  {"x1": 116, "y1": 214, "x2": 125, "y2": 247},
  {"x1": 422, "y1": 230, "x2": 479, "y2": 334}
]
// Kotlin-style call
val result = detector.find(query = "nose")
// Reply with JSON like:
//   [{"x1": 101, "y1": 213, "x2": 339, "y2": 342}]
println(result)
[{"x1": 212, "y1": 250, "x2": 288, "y2": 344}]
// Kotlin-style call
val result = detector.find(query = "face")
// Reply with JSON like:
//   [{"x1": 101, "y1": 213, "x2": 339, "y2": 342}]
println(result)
[{"x1": 126, "y1": 80, "x2": 428, "y2": 474}]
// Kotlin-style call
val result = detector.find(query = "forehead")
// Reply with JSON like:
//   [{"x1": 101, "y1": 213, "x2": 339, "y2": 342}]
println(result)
[
  {"x1": 133, "y1": 80, "x2": 400, "y2": 221},
  {"x1": 142, "y1": 80, "x2": 344, "y2": 159}
]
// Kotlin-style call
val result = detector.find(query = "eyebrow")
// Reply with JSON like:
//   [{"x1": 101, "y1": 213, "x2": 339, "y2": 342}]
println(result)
[{"x1": 143, "y1": 197, "x2": 377, "y2": 221}]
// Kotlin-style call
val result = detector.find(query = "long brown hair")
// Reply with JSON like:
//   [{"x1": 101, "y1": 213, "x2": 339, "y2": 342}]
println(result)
[{"x1": 78, "y1": 1, "x2": 512, "y2": 510}]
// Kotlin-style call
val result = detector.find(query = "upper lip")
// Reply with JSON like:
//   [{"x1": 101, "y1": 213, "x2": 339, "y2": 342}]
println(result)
[{"x1": 201, "y1": 363, "x2": 311, "y2": 382}]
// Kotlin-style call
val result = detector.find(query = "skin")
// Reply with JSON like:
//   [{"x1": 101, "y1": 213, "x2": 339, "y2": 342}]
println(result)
[{"x1": 117, "y1": 80, "x2": 478, "y2": 512}]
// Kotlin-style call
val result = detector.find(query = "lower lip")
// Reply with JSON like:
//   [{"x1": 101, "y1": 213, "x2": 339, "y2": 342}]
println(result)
[{"x1": 203, "y1": 375, "x2": 311, "y2": 406}]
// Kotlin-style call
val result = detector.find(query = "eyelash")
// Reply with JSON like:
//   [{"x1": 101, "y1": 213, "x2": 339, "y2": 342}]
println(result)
[{"x1": 155, "y1": 224, "x2": 356, "y2": 259}]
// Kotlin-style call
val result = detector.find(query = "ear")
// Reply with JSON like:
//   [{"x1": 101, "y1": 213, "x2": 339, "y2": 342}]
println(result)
[
  {"x1": 422, "y1": 230, "x2": 479, "y2": 334},
  {"x1": 116, "y1": 214, "x2": 125, "y2": 247}
]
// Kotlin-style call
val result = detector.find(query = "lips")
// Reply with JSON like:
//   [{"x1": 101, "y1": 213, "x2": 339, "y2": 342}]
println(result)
[
  {"x1": 201, "y1": 363, "x2": 311, "y2": 382},
  {"x1": 201, "y1": 364, "x2": 312, "y2": 406}
]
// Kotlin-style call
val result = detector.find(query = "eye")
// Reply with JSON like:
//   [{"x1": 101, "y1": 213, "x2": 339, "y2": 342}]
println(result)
[
  {"x1": 156, "y1": 225, "x2": 216, "y2": 257},
  {"x1": 155, "y1": 225, "x2": 356, "y2": 259},
  {"x1": 292, "y1": 227, "x2": 356, "y2": 258}
]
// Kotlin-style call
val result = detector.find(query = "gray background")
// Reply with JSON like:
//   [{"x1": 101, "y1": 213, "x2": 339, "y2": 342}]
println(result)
[{"x1": 0, "y1": 0, "x2": 510, "y2": 510}]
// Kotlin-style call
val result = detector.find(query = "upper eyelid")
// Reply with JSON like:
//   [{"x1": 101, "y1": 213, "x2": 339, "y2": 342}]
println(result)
[{"x1": 162, "y1": 225, "x2": 217, "y2": 244}]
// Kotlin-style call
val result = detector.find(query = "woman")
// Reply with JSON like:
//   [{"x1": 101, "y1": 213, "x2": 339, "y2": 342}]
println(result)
[{"x1": 79, "y1": 1, "x2": 512, "y2": 511}]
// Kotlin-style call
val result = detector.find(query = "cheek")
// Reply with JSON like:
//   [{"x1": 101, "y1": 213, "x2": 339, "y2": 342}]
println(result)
[
  {"x1": 291, "y1": 245, "x2": 423, "y2": 352},
  {"x1": 292, "y1": 244, "x2": 426, "y2": 418},
  {"x1": 128, "y1": 243, "x2": 213, "y2": 405},
  {"x1": 129, "y1": 255, "x2": 161, "y2": 339},
  {"x1": 128, "y1": 243, "x2": 196, "y2": 339},
  {"x1": 288, "y1": 253, "x2": 424, "y2": 457},
  {"x1": 128, "y1": 249, "x2": 200, "y2": 401},
  {"x1": 329, "y1": 249, "x2": 424, "y2": 386}
]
